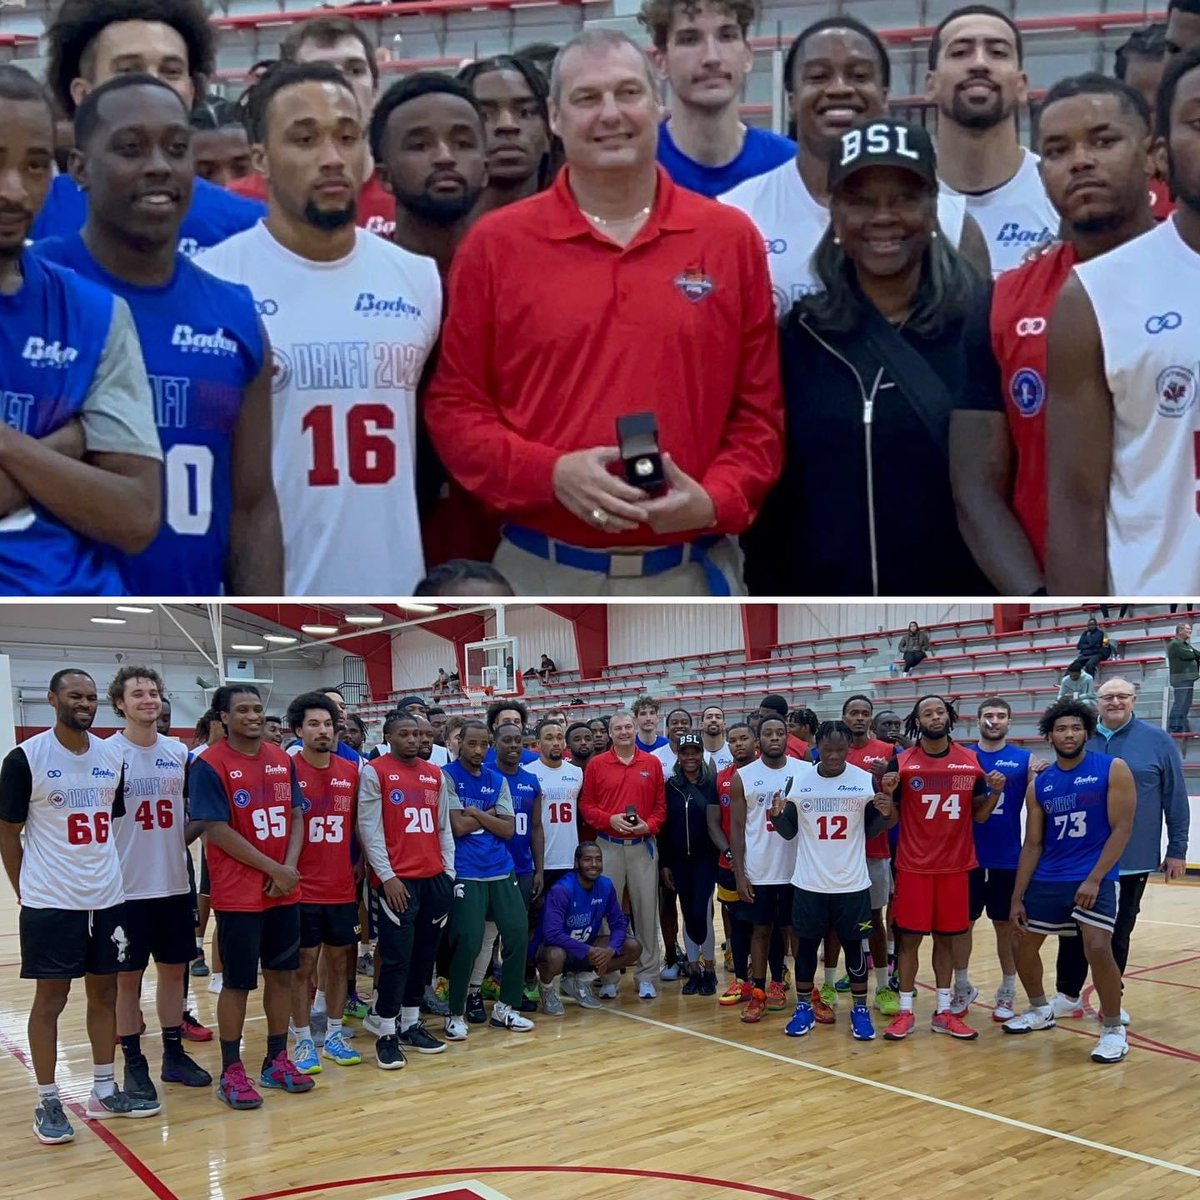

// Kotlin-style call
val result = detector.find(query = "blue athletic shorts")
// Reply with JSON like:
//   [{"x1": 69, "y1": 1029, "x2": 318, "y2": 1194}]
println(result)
[{"x1": 1024, "y1": 877, "x2": 1116, "y2": 937}]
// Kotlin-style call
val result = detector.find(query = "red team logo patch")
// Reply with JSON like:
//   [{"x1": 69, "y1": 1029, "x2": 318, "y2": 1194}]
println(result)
[{"x1": 674, "y1": 267, "x2": 714, "y2": 303}]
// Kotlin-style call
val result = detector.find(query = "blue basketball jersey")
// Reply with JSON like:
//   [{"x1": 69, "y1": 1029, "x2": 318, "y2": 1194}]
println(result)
[
  {"x1": 497, "y1": 764, "x2": 540, "y2": 876},
  {"x1": 32, "y1": 174, "x2": 264, "y2": 257},
  {"x1": 36, "y1": 234, "x2": 264, "y2": 595},
  {"x1": 0, "y1": 251, "x2": 126, "y2": 594},
  {"x1": 968, "y1": 744, "x2": 1030, "y2": 870},
  {"x1": 444, "y1": 760, "x2": 515, "y2": 879},
  {"x1": 537, "y1": 872, "x2": 618, "y2": 947},
  {"x1": 1033, "y1": 751, "x2": 1116, "y2": 881}
]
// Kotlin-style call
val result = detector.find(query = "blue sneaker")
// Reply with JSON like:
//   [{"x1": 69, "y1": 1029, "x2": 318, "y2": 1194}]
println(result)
[
  {"x1": 833, "y1": 974, "x2": 851, "y2": 993},
  {"x1": 321, "y1": 1030, "x2": 362, "y2": 1066},
  {"x1": 785, "y1": 1001, "x2": 815, "y2": 1037},
  {"x1": 292, "y1": 1037, "x2": 321, "y2": 1075},
  {"x1": 33, "y1": 1095, "x2": 74, "y2": 1144},
  {"x1": 850, "y1": 1003, "x2": 876, "y2": 1041}
]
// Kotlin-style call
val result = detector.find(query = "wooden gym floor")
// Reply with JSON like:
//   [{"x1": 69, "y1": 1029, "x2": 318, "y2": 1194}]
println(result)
[{"x1": 2, "y1": 879, "x2": 1198, "y2": 1200}]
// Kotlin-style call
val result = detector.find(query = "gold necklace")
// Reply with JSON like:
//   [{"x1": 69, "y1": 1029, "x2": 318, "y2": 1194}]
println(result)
[{"x1": 582, "y1": 204, "x2": 651, "y2": 227}]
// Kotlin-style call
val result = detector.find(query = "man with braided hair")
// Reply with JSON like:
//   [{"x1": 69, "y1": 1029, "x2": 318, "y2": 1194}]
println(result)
[{"x1": 880, "y1": 696, "x2": 1006, "y2": 1041}]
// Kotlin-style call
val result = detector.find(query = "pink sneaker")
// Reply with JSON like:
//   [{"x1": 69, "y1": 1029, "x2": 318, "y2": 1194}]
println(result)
[
  {"x1": 883, "y1": 1010, "x2": 916, "y2": 1040},
  {"x1": 259, "y1": 1051, "x2": 316, "y2": 1093},
  {"x1": 216, "y1": 1062, "x2": 263, "y2": 1110},
  {"x1": 931, "y1": 1010, "x2": 979, "y2": 1040}
]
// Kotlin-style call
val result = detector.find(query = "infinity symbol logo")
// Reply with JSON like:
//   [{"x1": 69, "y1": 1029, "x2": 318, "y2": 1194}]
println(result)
[
  {"x1": 764, "y1": 238, "x2": 787, "y2": 254},
  {"x1": 1015, "y1": 317, "x2": 1046, "y2": 336},
  {"x1": 1145, "y1": 311, "x2": 1182, "y2": 334},
  {"x1": 256, "y1": 299, "x2": 280, "y2": 317}
]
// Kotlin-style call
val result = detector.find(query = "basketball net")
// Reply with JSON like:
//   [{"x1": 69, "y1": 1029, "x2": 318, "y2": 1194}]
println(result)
[{"x1": 464, "y1": 684, "x2": 493, "y2": 712}]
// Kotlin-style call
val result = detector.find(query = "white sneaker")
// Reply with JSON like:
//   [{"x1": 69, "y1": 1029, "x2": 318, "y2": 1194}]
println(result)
[
  {"x1": 638, "y1": 981, "x2": 657, "y2": 1000},
  {"x1": 1048, "y1": 992, "x2": 1084, "y2": 1018},
  {"x1": 1003, "y1": 1005, "x2": 1055, "y2": 1034},
  {"x1": 948, "y1": 983, "x2": 979, "y2": 1015},
  {"x1": 489, "y1": 1002, "x2": 534, "y2": 1032},
  {"x1": 659, "y1": 963, "x2": 681, "y2": 981},
  {"x1": 443, "y1": 1016, "x2": 469, "y2": 1041},
  {"x1": 992, "y1": 987, "x2": 1017, "y2": 1022},
  {"x1": 561, "y1": 976, "x2": 602, "y2": 1010},
  {"x1": 208, "y1": 973, "x2": 223, "y2": 995},
  {"x1": 1091, "y1": 1026, "x2": 1129, "y2": 1063},
  {"x1": 598, "y1": 982, "x2": 619, "y2": 1000},
  {"x1": 1097, "y1": 1007, "x2": 1132, "y2": 1027}
]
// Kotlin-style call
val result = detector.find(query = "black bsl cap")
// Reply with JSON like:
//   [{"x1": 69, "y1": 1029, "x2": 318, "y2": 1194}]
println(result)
[{"x1": 828, "y1": 119, "x2": 938, "y2": 191}]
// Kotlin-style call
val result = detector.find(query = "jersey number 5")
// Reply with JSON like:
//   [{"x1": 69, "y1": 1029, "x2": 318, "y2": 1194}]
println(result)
[{"x1": 302, "y1": 404, "x2": 396, "y2": 486}]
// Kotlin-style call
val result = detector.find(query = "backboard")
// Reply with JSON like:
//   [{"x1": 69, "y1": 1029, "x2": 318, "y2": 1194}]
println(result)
[{"x1": 464, "y1": 636, "x2": 519, "y2": 696}]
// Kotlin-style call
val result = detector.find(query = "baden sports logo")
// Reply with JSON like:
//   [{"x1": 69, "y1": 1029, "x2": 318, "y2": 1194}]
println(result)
[
  {"x1": 22, "y1": 337, "x2": 79, "y2": 368},
  {"x1": 171, "y1": 324, "x2": 239, "y2": 356},
  {"x1": 354, "y1": 292, "x2": 423, "y2": 318}
]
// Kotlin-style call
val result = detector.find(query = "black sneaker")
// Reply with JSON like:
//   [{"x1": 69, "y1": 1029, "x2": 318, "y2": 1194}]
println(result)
[
  {"x1": 465, "y1": 991, "x2": 487, "y2": 1024},
  {"x1": 375, "y1": 1034, "x2": 406, "y2": 1070},
  {"x1": 161, "y1": 1052, "x2": 212, "y2": 1088},
  {"x1": 398, "y1": 1021, "x2": 446, "y2": 1055},
  {"x1": 681, "y1": 970, "x2": 701, "y2": 996},
  {"x1": 123, "y1": 1054, "x2": 159, "y2": 1103},
  {"x1": 698, "y1": 969, "x2": 719, "y2": 996}
]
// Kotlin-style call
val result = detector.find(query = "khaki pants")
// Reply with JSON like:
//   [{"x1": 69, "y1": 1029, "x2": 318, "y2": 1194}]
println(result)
[
  {"x1": 494, "y1": 535, "x2": 746, "y2": 597},
  {"x1": 600, "y1": 837, "x2": 662, "y2": 987}
]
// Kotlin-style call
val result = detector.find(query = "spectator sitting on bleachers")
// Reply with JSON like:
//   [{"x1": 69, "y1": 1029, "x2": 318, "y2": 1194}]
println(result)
[
  {"x1": 538, "y1": 654, "x2": 557, "y2": 687},
  {"x1": 1070, "y1": 617, "x2": 1113, "y2": 678},
  {"x1": 1058, "y1": 665, "x2": 1098, "y2": 708},
  {"x1": 899, "y1": 622, "x2": 931, "y2": 673},
  {"x1": 432, "y1": 668, "x2": 452, "y2": 699}
]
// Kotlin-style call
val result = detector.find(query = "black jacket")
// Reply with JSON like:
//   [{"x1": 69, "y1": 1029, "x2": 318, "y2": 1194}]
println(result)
[
  {"x1": 660, "y1": 770, "x2": 718, "y2": 864},
  {"x1": 745, "y1": 301, "x2": 993, "y2": 596}
]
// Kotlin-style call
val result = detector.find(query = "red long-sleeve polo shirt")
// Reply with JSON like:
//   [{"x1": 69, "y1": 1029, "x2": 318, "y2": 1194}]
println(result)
[
  {"x1": 579, "y1": 747, "x2": 666, "y2": 836},
  {"x1": 423, "y1": 166, "x2": 783, "y2": 549}
]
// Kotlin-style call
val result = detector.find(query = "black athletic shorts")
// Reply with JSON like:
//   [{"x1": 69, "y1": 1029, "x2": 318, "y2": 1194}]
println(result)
[
  {"x1": 215, "y1": 905, "x2": 301, "y2": 991},
  {"x1": 123, "y1": 893, "x2": 196, "y2": 970},
  {"x1": 791, "y1": 886, "x2": 872, "y2": 944},
  {"x1": 20, "y1": 903, "x2": 129, "y2": 979},
  {"x1": 186, "y1": 852, "x2": 199, "y2": 927},
  {"x1": 198, "y1": 847, "x2": 211, "y2": 898},
  {"x1": 969, "y1": 867, "x2": 1018, "y2": 923},
  {"x1": 299, "y1": 901, "x2": 360, "y2": 949},
  {"x1": 737, "y1": 882, "x2": 793, "y2": 928}
]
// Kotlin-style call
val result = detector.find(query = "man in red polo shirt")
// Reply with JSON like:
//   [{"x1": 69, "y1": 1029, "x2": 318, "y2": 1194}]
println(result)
[
  {"x1": 231, "y1": 16, "x2": 396, "y2": 237},
  {"x1": 424, "y1": 27, "x2": 782, "y2": 596},
  {"x1": 949, "y1": 74, "x2": 1156, "y2": 593},
  {"x1": 579, "y1": 710, "x2": 666, "y2": 997}
]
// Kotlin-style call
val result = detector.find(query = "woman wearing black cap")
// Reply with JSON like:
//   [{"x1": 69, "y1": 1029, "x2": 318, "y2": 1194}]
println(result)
[
  {"x1": 745, "y1": 118, "x2": 995, "y2": 596},
  {"x1": 659, "y1": 734, "x2": 720, "y2": 996}
]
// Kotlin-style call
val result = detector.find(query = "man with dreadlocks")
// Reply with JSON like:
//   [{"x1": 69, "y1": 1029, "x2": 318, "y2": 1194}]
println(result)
[{"x1": 879, "y1": 696, "x2": 1005, "y2": 1041}]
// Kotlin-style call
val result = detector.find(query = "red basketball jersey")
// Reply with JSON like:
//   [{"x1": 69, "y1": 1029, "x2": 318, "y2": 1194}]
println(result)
[
  {"x1": 894, "y1": 743, "x2": 984, "y2": 874},
  {"x1": 293, "y1": 754, "x2": 359, "y2": 904},
  {"x1": 715, "y1": 761, "x2": 738, "y2": 846},
  {"x1": 194, "y1": 740, "x2": 301, "y2": 912},
  {"x1": 989, "y1": 241, "x2": 1078, "y2": 564},
  {"x1": 364, "y1": 754, "x2": 446, "y2": 883},
  {"x1": 849, "y1": 739, "x2": 894, "y2": 859}
]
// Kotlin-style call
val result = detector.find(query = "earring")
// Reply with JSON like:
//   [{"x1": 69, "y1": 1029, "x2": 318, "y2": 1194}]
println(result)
[
  {"x1": 931, "y1": 229, "x2": 939, "y2": 239},
  {"x1": 833, "y1": 235, "x2": 841, "y2": 246}
]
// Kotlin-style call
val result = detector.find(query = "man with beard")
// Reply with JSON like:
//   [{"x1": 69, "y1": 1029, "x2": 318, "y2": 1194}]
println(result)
[
  {"x1": 199, "y1": 63, "x2": 442, "y2": 596},
  {"x1": 565, "y1": 721, "x2": 595, "y2": 770},
  {"x1": 0, "y1": 670, "x2": 153, "y2": 1145},
  {"x1": 1046, "y1": 46, "x2": 1200, "y2": 594},
  {"x1": 952, "y1": 74, "x2": 1156, "y2": 593},
  {"x1": 880, "y1": 696, "x2": 1004, "y2": 1042},
  {"x1": 700, "y1": 705, "x2": 732, "y2": 770},
  {"x1": 926, "y1": 5, "x2": 1059, "y2": 274},
  {"x1": 460, "y1": 55, "x2": 553, "y2": 214},
  {"x1": 372, "y1": 74, "x2": 488, "y2": 279},
  {"x1": 531, "y1": 720, "x2": 585, "y2": 896},
  {"x1": 35, "y1": 74, "x2": 283, "y2": 597}
]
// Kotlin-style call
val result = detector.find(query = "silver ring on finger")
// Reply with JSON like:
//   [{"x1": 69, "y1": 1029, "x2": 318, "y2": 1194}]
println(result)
[{"x1": 591, "y1": 506, "x2": 610, "y2": 526}]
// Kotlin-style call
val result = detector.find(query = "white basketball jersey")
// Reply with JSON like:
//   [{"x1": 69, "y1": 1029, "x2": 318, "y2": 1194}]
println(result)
[
  {"x1": 707, "y1": 742, "x2": 734, "y2": 772},
  {"x1": 527, "y1": 758, "x2": 583, "y2": 869},
  {"x1": 722, "y1": 160, "x2": 967, "y2": 318},
  {"x1": 428, "y1": 744, "x2": 451, "y2": 767},
  {"x1": 737, "y1": 756, "x2": 802, "y2": 885},
  {"x1": 940, "y1": 149, "x2": 1058, "y2": 277},
  {"x1": 1073, "y1": 218, "x2": 1200, "y2": 592},
  {"x1": 788, "y1": 761, "x2": 875, "y2": 893},
  {"x1": 651, "y1": 742, "x2": 677, "y2": 777},
  {"x1": 109, "y1": 732, "x2": 189, "y2": 899},
  {"x1": 18, "y1": 729, "x2": 125, "y2": 910},
  {"x1": 198, "y1": 222, "x2": 442, "y2": 595}
]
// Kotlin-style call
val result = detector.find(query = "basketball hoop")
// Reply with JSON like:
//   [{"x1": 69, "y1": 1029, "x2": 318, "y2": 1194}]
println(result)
[{"x1": 464, "y1": 684, "x2": 493, "y2": 712}]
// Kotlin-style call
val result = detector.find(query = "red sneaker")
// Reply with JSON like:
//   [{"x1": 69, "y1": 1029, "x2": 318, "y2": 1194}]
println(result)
[
  {"x1": 765, "y1": 981, "x2": 787, "y2": 1011},
  {"x1": 883, "y1": 1010, "x2": 916, "y2": 1041},
  {"x1": 931, "y1": 1010, "x2": 979, "y2": 1040},
  {"x1": 810, "y1": 987, "x2": 836, "y2": 1025},
  {"x1": 217, "y1": 1062, "x2": 263, "y2": 1110},
  {"x1": 719, "y1": 980, "x2": 752, "y2": 1007},
  {"x1": 182, "y1": 1011, "x2": 213, "y2": 1042},
  {"x1": 260, "y1": 1051, "x2": 316, "y2": 1092},
  {"x1": 741, "y1": 988, "x2": 767, "y2": 1024}
]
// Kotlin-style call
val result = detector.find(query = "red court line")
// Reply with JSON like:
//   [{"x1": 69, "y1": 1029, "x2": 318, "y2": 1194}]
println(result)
[
  {"x1": 0, "y1": 1026, "x2": 180, "y2": 1200},
  {"x1": 241, "y1": 1165, "x2": 819, "y2": 1200},
  {"x1": 1124, "y1": 954, "x2": 1200, "y2": 976}
]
